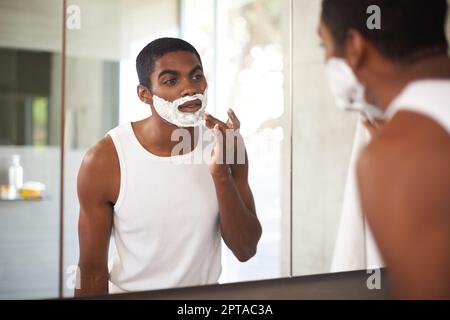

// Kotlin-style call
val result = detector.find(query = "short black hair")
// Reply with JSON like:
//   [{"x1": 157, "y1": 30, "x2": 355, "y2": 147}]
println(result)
[
  {"x1": 321, "y1": 0, "x2": 449, "y2": 62},
  {"x1": 136, "y1": 37, "x2": 203, "y2": 88}
]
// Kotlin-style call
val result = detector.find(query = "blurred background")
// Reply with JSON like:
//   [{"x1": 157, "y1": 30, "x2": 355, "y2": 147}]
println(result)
[{"x1": 0, "y1": 0, "x2": 448, "y2": 299}]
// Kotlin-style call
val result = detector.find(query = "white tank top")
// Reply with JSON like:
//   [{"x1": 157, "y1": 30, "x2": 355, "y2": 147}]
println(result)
[
  {"x1": 106, "y1": 122, "x2": 221, "y2": 293},
  {"x1": 385, "y1": 79, "x2": 450, "y2": 134}
]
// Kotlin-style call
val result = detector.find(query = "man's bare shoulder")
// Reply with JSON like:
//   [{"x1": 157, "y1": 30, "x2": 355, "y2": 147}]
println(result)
[
  {"x1": 359, "y1": 110, "x2": 450, "y2": 175},
  {"x1": 81, "y1": 135, "x2": 118, "y2": 171},
  {"x1": 78, "y1": 135, "x2": 120, "y2": 203},
  {"x1": 357, "y1": 110, "x2": 450, "y2": 219}
]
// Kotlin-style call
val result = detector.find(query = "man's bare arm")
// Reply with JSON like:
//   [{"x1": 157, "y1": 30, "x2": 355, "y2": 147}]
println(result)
[
  {"x1": 357, "y1": 112, "x2": 450, "y2": 299},
  {"x1": 75, "y1": 137, "x2": 119, "y2": 297},
  {"x1": 205, "y1": 112, "x2": 262, "y2": 262},
  {"x1": 212, "y1": 166, "x2": 261, "y2": 262}
]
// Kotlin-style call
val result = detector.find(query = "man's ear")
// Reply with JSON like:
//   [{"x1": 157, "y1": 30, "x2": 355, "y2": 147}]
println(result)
[
  {"x1": 137, "y1": 85, "x2": 153, "y2": 105},
  {"x1": 345, "y1": 29, "x2": 367, "y2": 70}
]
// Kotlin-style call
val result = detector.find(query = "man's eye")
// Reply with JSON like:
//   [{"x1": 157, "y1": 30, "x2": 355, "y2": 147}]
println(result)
[
  {"x1": 164, "y1": 79, "x2": 177, "y2": 86},
  {"x1": 193, "y1": 74, "x2": 204, "y2": 80}
]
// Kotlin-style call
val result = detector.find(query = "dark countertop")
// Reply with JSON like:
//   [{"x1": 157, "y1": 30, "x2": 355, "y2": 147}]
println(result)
[{"x1": 81, "y1": 268, "x2": 390, "y2": 300}]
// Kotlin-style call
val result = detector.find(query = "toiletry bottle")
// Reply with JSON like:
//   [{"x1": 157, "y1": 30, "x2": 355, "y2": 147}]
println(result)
[{"x1": 8, "y1": 154, "x2": 23, "y2": 199}]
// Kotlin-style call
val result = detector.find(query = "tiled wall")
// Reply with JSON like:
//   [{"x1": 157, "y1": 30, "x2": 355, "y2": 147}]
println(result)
[
  {"x1": 0, "y1": 147, "x2": 61, "y2": 298},
  {"x1": 0, "y1": 146, "x2": 86, "y2": 299}
]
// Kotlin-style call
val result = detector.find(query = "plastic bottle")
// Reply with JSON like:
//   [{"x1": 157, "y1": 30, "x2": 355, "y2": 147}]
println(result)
[{"x1": 8, "y1": 154, "x2": 23, "y2": 199}]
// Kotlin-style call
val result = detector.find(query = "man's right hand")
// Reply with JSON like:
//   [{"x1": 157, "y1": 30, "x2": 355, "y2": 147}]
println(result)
[{"x1": 362, "y1": 117, "x2": 386, "y2": 139}]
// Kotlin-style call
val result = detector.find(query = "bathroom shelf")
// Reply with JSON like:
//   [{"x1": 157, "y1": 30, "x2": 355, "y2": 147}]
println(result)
[{"x1": 0, "y1": 196, "x2": 48, "y2": 202}]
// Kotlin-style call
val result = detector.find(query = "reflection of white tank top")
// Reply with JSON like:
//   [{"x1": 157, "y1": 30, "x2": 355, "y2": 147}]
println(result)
[
  {"x1": 107, "y1": 122, "x2": 221, "y2": 294},
  {"x1": 331, "y1": 119, "x2": 383, "y2": 273},
  {"x1": 386, "y1": 80, "x2": 450, "y2": 135}
]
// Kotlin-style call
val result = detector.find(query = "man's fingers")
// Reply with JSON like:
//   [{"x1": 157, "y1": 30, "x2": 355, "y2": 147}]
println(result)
[
  {"x1": 204, "y1": 112, "x2": 228, "y2": 131},
  {"x1": 203, "y1": 113, "x2": 222, "y2": 130},
  {"x1": 212, "y1": 124, "x2": 225, "y2": 163},
  {"x1": 226, "y1": 118, "x2": 233, "y2": 129},
  {"x1": 213, "y1": 123, "x2": 220, "y2": 136},
  {"x1": 361, "y1": 117, "x2": 387, "y2": 139},
  {"x1": 203, "y1": 116, "x2": 215, "y2": 129},
  {"x1": 227, "y1": 108, "x2": 240, "y2": 129},
  {"x1": 204, "y1": 109, "x2": 240, "y2": 131},
  {"x1": 213, "y1": 124, "x2": 224, "y2": 145}
]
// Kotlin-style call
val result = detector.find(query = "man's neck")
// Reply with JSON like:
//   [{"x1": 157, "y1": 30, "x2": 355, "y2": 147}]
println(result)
[
  {"x1": 369, "y1": 54, "x2": 450, "y2": 111},
  {"x1": 140, "y1": 115, "x2": 197, "y2": 156}
]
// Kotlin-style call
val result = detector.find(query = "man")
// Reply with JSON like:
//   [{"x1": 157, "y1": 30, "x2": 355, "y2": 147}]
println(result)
[
  {"x1": 75, "y1": 38, "x2": 262, "y2": 297},
  {"x1": 320, "y1": 0, "x2": 450, "y2": 298}
]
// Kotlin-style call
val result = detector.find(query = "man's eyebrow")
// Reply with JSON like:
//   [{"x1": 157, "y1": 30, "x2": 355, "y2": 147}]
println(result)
[
  {"x1": 189, "y1": 65, "x2": 203, "y2": 75},
  {"x1": 158, "y1": 69, "x2": 179, "y2": 79}
]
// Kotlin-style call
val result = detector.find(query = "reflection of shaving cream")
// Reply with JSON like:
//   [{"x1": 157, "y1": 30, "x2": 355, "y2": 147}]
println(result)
[
  {"x1": 152, "y1": 89, "x2": 208, "y2": 127},
  {"x1": 326, "y1": 58, "x2": 385, "y2": 123}
]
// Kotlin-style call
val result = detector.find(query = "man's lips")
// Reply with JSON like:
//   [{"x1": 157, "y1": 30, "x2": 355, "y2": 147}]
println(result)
[{"x1": 178, "y1": 99, "x2": 202, "y2": 113}]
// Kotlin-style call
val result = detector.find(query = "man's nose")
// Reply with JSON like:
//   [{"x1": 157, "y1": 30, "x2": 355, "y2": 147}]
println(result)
[{"x1": 180, "y1": 80, "x2": 198, "y2": 97}]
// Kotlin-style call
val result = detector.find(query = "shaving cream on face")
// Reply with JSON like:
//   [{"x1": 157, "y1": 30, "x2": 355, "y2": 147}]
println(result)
[
  {"x1": 152, "y1": 89, "x2": 208, "y2": 127},
  {"x1": 325, "y1": 58, "x2": 384, "y2": 121}
]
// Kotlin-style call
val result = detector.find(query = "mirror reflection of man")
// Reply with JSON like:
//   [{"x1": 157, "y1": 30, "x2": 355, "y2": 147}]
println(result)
[
  {"x1": 75, "y1": 38, "x2": 262, "y2": 297},
  {"x1": 319, "y1": 0, "x2": 450, "y2": 299}
]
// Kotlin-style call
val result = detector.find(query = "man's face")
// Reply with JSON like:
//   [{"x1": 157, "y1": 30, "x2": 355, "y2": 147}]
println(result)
[
  {"x1": 318, "y1": 20, "x2": 343, "y2": 62},
  {"x1": 149, "y1": 50, "x2": 207, "y2": 112},
  {"x1": 318, "y1": 19, "x2": 379, "y2": 108}
]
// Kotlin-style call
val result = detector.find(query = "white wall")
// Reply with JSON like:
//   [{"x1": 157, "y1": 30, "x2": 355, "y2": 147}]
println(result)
[
  {"x1": 0, "y1": 0, "x2": 178, "y2": 60},
  {"x1": 0, "y1": 0, "x2": 63, "y2": 53}
]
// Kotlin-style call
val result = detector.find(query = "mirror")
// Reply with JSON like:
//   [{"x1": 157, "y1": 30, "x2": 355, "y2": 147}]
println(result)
[
  {"x1": 2, "y1": 0, "x2": 448, "y2": 299},
  {"x1": 291, "y1": 0, "x2": 359, "y2": 276},
  {"x1": 62, "y1": 0, "x2": 291, "y2": 297},
  {"x1": 0, "y1": 0, "x2": 63, "y2": 299}
]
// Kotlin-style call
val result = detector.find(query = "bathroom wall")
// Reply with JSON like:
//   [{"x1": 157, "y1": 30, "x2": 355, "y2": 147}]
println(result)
[
  {"x1": 0, "y1": 147, "x2": 93, "y2": 298},
  {"x1": 0, "y1": 147, "x2": 60, "y2": 298}
]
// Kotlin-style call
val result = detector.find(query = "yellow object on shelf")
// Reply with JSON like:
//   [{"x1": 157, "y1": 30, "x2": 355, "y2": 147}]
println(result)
[
  {"x1": 19, "y1": 181, "x2": 46, "y2": 200},
  {"x1": 19, "y1": 188, "x2": 42, "y2": 199}
]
